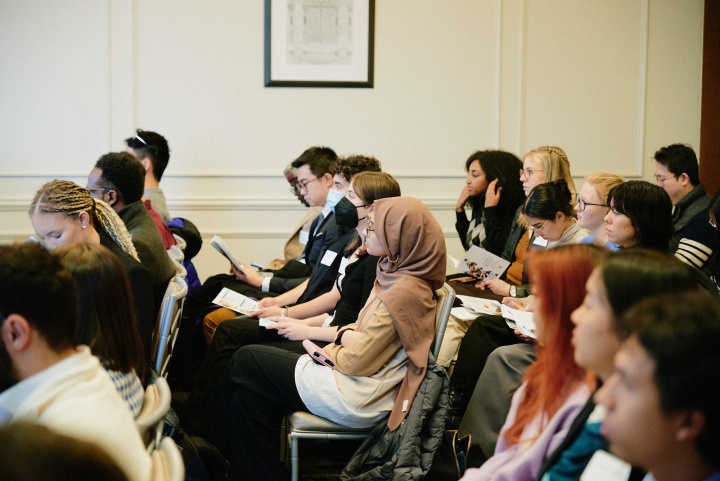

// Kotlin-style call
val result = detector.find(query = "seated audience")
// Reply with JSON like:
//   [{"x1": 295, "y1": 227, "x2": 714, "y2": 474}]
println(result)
[
  {"x1": 29, "y1": 180, "x2": 154, "y2": 358},
  {"x1": 87, "y1": 151, "x2": 177, "y2": 314},
  {"x1": 455, "y1": 150, "x2": 524, "y2": 255},
  {"x1": 0, "y1": 243, "x2": 150, "y2": 481},
  {"x1": 460, "y1": 244, "x2": 602, "y2": 480},
  {"x1": 438, "y1": 145, "x2": 575, "y2": 368},
  {"x1": 654, "y1": 143, "x2": 718, "y2": 269},
  {"x1": 201, "y1": 196, "x2": 446, "y2": 480},
  {"x1": 575, "y1": 172, "x2": 625, "y2": 248},
  {"x1": 596, "y1": 290, "x2": 720, "y2": 481},
  {"x1": 125, "y1": 128, "x2": 172, "y2": 222},
  {"x1": 536, "y1": 249, "x2": 704, "y2": 480},
  {"x1": 176, "y1": 172, "x2": 400, "y2": 431},
  {"x1": 0, "y1": 422, "x2": 128, "y2": 481},
  {"x1": 604, "y1": 180, "x2": 673, "y2": 251},
  {"x1": 54, "y1": 243, "x2": 146, "y2": 418}
]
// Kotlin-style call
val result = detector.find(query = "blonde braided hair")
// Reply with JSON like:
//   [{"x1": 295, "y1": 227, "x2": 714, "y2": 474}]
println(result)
[
  {"x1": 30, "y1": 180, "x2": 139, "y2": 261},
  {"x1": 520, "y1": 146, "x2": 577, "y2": 228}
]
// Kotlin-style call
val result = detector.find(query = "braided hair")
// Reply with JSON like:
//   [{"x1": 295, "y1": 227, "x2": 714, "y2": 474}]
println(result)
[{"x1": 30, "y1": 180, "x2": 139, "y2": 261}]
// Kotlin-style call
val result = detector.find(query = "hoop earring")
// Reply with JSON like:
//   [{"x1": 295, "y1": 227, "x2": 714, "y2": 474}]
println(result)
[{"x1": 388, "y1": 254, "x2": 399, "y2": 264}]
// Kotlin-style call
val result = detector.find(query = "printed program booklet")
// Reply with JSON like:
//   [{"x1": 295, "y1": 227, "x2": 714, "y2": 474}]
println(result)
[{"x1": 210, "y1": 235, "x2": 247, "y2": 275}]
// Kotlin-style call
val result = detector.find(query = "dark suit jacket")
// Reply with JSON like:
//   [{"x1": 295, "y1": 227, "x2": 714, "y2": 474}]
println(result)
[
  {"x1": 268, "y1": 211, "x2": 343, "y2": 293},
  {"x1": 99, "y1": 230, "x2": 154, "y2": 360}
]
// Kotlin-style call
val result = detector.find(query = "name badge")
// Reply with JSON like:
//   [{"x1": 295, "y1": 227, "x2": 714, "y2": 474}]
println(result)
[
  {"x1": 580, "y1": 450, "x2": 632, "y2": 481},
  {"x1": 320, "y1": 250, "x2": 338, "y2": 266},
  {"x1": 299, "y1": 230, "x2": 309, "y2": 245},
  {"x1": 533, "y1": 236, "x2": 549, "y2": 247}
]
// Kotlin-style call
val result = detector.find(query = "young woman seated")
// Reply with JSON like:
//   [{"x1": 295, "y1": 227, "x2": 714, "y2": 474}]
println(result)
[
  {"x1": 537, "y1": 249, "x2": 702, "y2": 481},
  {"x1": 574, "y1": 173, "x2": 625, "y2": 249},
  {"x1": 460, "y1": 243, "x2": 600, "y2": 480},
  {"x1": 54, "y1": 243, "x2": 146, "y2": 418},
  {"x1": 455, "y1": 150, "x2": 524, "y2": 255},
  {"x1": 604, "y1": 180, "x2": 673, "y2": 251},
  {"x1": 201, "y1": 196, "x2": 447, "y2": 480},
  {"x1": 176, "y1": 172, "x2": 401, "y2": 432}
]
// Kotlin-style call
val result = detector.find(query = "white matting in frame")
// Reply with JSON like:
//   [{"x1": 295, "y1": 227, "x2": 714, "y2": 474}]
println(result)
[{"x1": 264, "y1": 0, "x2": 375, "y2": 87}]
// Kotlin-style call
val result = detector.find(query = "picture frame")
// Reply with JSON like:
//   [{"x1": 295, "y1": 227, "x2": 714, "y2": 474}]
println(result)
[{"x1": 264, "y1": 0, "x2": 375, "y2": 88}]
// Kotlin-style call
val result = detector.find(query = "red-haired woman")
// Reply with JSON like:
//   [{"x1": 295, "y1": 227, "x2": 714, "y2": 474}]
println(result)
[{"x1": 461, "y1": 244, "x2": 604, "y2": 480}]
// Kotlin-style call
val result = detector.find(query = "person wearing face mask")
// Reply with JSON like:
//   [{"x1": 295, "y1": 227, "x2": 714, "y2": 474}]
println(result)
[{"x1": 174, "y1": 172, "x2": 401, "y2": 434}]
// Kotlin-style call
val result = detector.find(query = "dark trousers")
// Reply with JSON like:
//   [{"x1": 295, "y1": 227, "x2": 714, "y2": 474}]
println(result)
[
  {"x1": 202, "y1": 345, "x2": 308, "y2": 481},
  {"x1": 449, "y1": 314, "x2": 528, "y2": 399},
  {"x1": 180, "y1": 317, "x2": 306, "y2": 432}
]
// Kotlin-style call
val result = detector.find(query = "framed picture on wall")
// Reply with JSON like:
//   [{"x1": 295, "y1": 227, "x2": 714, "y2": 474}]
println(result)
[{"x1": 264, "y1": 0, "x2": 375, "y2": 88}]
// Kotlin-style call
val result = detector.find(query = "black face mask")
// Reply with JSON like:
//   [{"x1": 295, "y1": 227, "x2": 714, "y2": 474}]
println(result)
[{"x1": 334, "y1": 197, "x2": 366, "y2": 228}]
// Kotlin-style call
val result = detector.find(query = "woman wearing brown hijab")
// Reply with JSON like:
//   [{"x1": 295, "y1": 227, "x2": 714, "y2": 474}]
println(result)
[{"x1": 202, "y1": 197, "x2": 447, "y2": 481}]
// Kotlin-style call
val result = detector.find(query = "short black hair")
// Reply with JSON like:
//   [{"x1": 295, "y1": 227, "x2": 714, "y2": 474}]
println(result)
[
  {"x1": 607, "y1": 180, "x2": 673, "y2": 252},
  {"x1": 0, "y1": 243, "x2": 77, "y2": 350},
  {"x1": 523, "y1": 179, "x2": 574, "y2": 219},
  {"x1": 654, "y1": 143, "x2": 700, "y2": 186},
  {"x1": 125, "y1": 129, "x2": 170, "y2": 180},
  {"x1": 330, "y1": 155, "x2": 382, "y2": 181},
  {"x1": 624, "y1": 290, "x2": 720, "y2": 467},
  {"x1": 290, "y1": 146, "x2": 337, "y2": 177},
  {"x1": 95, "y1": 152, "x2": 146, "y2": 204}
]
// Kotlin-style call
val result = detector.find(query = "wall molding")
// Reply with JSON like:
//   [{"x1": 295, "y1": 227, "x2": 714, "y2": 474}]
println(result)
[{"x1": 518, "y1": 0, "x2": 649, "y2": 178}]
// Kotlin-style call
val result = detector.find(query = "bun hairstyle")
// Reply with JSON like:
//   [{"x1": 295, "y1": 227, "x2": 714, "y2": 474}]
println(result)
[{"x1": 523, "y1": 179, "x2": 575, "y2": 220}]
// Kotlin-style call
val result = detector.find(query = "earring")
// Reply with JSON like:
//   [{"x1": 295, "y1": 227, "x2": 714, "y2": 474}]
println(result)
[
  {"x1": 388, "y1": 254, "x2": 399, "y2": 264},
  {"x1": 81, "y1": 224, "x2": 87, "y2": 229}
]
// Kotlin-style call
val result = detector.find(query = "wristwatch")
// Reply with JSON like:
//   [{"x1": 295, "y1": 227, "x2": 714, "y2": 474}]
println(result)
[{"x1": 509, "y1": 286, "x2": 517, "y2": 297}]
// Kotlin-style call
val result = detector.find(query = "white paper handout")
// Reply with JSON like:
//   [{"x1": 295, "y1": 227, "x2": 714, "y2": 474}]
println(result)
[
  {"x1": 462, "y1": 245, "x2": 510, "y2": 280},
  {"x1": 456, "y1": 295, "x2": 502, "y2": 316},
  {"x1": 210, "y1": 235, "x2": 247, "y2": 275},
  {"x1": 212, "y1": 287, "x2": 258, "y2": 314},
  {"x1": 501, "y1": 304, "x2": 537, "y2": 339}
]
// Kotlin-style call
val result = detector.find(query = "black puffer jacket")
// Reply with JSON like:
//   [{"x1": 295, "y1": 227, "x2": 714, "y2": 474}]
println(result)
[{"x1": 340, "y1": 355, "x2": 449, "y2": 481}]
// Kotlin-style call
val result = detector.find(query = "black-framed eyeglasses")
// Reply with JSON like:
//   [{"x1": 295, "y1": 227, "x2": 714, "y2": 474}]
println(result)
[
  {"x1": 87, "y1": 188, "x2": 113, "y2": 195},
  {"x1": 528, "y1": 219, "x2": 550, "y2": 232},
  {"x1": 654, "y1": 174, "x2": 677, "y2": 185},
  {"x1": 297, "y1": 177, "x2": 318, "y2": 192},
  {"x1": 573, "y1": 194, "x2": 607, "y2": 212}
]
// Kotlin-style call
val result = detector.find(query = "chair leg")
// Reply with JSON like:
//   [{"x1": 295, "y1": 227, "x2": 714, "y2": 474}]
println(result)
[{"x1": 290, "y1": 434, "x2": 299, "y2": 481}]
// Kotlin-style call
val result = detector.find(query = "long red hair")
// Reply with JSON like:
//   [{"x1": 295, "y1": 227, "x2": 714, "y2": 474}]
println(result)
[{"x1": 503, "y1": 244, "x2": 604, "y2": 447}]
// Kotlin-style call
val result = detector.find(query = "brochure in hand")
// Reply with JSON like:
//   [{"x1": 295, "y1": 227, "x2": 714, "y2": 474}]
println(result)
[
  {"x1": 448, "y1": 246, "x2": 510, "y2": 281},
  {"x1": 210, "y1": 235, "x2": 247, "y2": 275}
]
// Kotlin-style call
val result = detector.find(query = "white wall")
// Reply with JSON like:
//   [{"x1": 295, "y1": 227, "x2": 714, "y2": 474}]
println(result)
[{"x1": 0, "y1": 0, "x2": 704, "y2": 280}]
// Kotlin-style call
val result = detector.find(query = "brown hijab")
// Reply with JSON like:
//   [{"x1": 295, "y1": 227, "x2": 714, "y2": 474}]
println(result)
[{"x1": 372, "y1": 197, "x2": 447, "y2": 430}]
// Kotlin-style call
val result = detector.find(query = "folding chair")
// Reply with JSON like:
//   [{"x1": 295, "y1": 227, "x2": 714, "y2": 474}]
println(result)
[
  {"x1": 151, "y1": 275, "x2": 188, "y2": 379},
  {"x1": 149, "y1": 436, "x2": 185, "y2": 481},
  {"x1": 284, "y1": 283, "x2": 455, "y2": 481},
  {"x1": 135, "y1": 375, "x2": 172, "y2": 450}
]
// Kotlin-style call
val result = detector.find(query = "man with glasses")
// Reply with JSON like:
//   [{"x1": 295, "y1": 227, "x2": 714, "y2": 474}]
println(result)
[
  {"x1": 653, "y1": 144, "x2": 717, "y2": 270},
  {"x1": 87, "y1": 151, "x2": 177, "y2": 325},
  {"x1": 125, "y1": 129, "x2": 172, "y2": 222}
]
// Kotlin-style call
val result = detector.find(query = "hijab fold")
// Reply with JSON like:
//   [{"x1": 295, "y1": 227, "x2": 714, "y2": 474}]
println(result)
[{"x1": 372, "y1": 197, "x2": 446, "y2": 430}]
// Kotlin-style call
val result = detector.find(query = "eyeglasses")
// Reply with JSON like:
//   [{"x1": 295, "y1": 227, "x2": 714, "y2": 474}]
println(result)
[
  {"x1": 528, "y1": 219, "x2": 550, "y2": 232},
  {"x1": 654, "y1": 174, "x2": 677, "y2": 184},
  {"x1": 297, "y1": 177, "x2": 318, "y2": 192},
  {"x1": 520, "y1": 168, "x2": 543, "y2": 178},
  {"x1": 573, "y1": 194, "x2": 607, "y2": 212},
  {"x1": 86, "y1": 188, "x2": 113, "y2": 195}
]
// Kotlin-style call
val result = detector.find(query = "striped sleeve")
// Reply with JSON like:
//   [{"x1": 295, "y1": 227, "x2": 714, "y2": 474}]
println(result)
[{"x1": 675, "y1": 238, "x2": 714, "y2": 269}]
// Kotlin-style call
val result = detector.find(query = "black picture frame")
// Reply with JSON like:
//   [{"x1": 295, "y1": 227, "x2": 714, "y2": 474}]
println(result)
[{"x1": 264, "y1": 0, "x2": 375, "y2": 88}]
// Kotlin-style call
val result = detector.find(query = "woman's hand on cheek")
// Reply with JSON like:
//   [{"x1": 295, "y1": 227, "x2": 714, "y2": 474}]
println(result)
[{"x1": 484, "y1": 179, "x2": 502, "y2": 207}]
